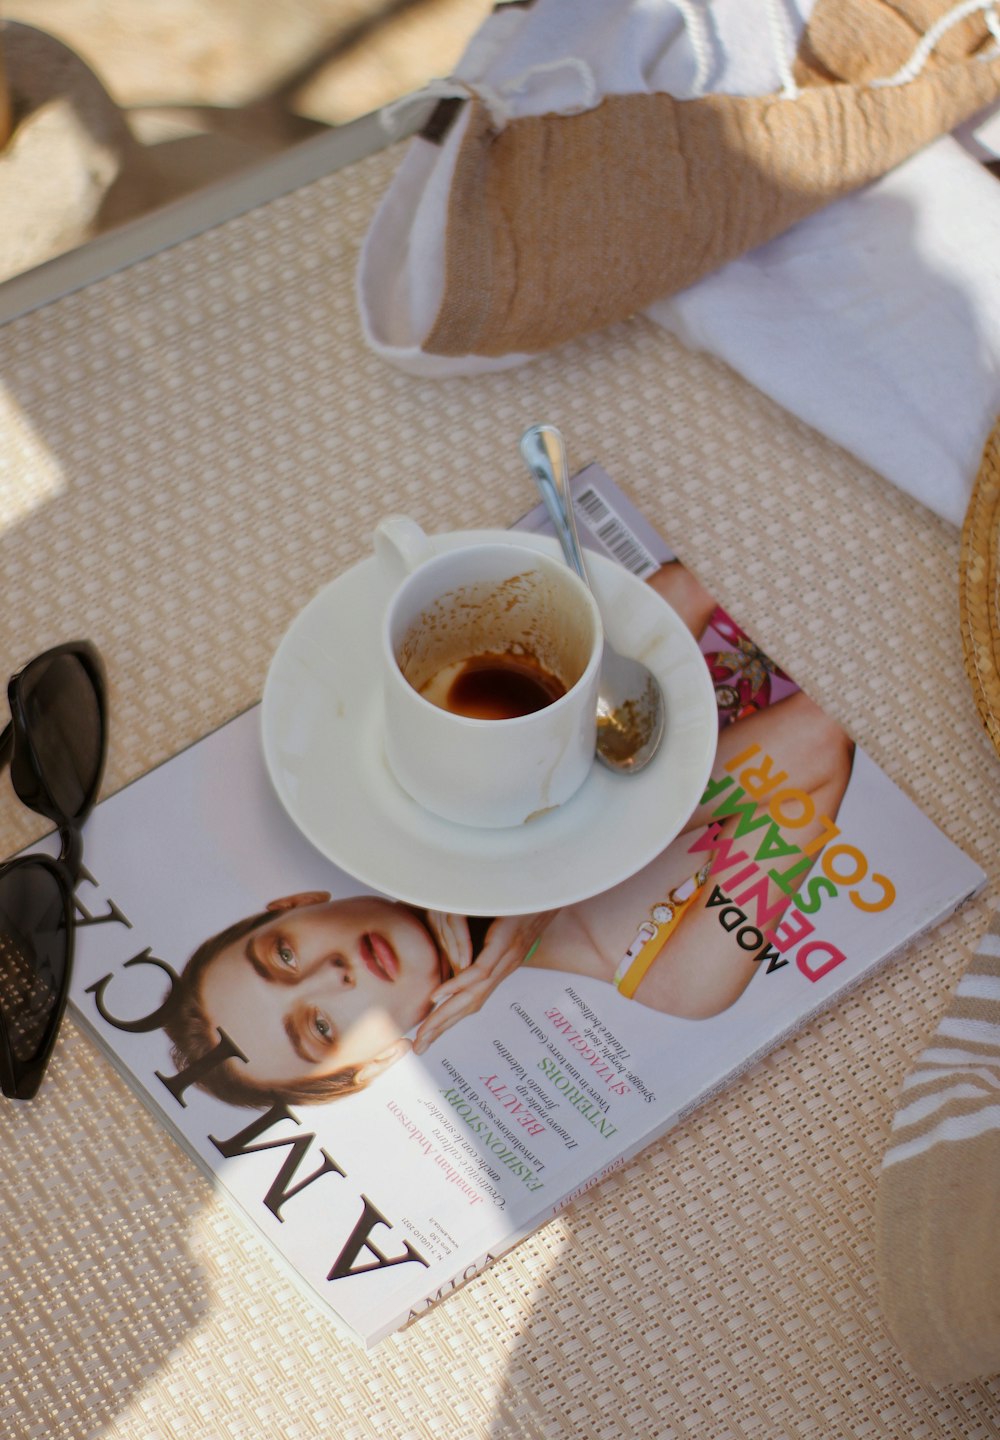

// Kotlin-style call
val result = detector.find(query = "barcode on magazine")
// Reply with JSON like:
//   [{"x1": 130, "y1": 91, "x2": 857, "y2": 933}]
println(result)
[{"x1": 573, "y1": 485, "x2": 661, "y2": 579}]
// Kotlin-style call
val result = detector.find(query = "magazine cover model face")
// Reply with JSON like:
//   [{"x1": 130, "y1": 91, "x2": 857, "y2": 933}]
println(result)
[{"x1": 193, "y1": 894, "x2": 446, "y2": 1096}]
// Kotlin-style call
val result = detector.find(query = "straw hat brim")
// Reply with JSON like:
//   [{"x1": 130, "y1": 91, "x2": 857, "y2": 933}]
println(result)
[{"x1": 960, "y1": 414, "x2": 1000, "y2": 758}]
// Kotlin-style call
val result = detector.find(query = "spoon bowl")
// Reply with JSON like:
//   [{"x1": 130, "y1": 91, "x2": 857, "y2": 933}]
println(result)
[{"x1": 519, "y1": 424, "x2": 666, "y2": 773}]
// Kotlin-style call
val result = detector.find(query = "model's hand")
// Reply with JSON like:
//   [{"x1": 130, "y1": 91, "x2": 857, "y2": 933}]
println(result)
[
  {"x1": 424, "y1": 911, "x2": 474, "y2": 975},
  {"x1": 412, "y1": 911, "x2": 558, "y2": 1054}
]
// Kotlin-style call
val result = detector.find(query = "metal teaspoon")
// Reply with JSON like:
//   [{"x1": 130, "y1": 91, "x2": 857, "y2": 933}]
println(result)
[{"x1": 519, "y1": 423, "x2": 665, "y2": 774}]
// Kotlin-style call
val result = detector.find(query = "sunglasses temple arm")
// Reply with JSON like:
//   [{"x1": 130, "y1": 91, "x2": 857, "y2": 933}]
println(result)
[{"x1": 0, "y1": 723, "x2": 10, "y2": 775}]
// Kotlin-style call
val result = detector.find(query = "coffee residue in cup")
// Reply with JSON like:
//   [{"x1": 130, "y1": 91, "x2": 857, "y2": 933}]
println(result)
[{"x1": 420, "y1": 650, "x2": 566, "y2": 720}]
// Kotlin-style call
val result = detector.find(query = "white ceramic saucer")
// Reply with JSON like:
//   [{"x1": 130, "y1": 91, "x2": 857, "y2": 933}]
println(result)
[{"x1": 261, "y1": 531, "x2": 717, "y2": 916}]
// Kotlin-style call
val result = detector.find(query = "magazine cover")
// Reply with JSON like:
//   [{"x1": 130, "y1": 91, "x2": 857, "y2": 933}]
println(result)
[{"x1": 59, "y1": 467, "x2": 984, "y2": 1346}]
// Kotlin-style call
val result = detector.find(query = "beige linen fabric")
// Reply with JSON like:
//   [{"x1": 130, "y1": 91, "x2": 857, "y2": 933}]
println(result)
[
  {"x1": 1, "y1": 142, "x2": 999, "y2": 1438},
  {"x1": 425, "y1": 0, "x2": 1000, "y2": 358}
]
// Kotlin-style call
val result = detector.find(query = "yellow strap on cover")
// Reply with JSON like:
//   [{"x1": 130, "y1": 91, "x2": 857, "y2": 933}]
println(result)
[{"x1": 613, "y1": 875, "x2": 707, "y2": 1000}]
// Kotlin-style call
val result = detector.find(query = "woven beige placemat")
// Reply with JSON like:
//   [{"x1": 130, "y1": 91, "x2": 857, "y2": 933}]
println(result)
[
  {"x1": 1, "y1": 144, "x2": 998, "y2": 1440},
  {"x1": 960, "y1": 414, "x2": 1000, "y2": 758}
]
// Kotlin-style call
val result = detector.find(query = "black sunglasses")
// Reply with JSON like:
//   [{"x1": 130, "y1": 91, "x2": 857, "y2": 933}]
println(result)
[{"x1": 0, "y1": 642, "x2": 107, "y2": 1100}]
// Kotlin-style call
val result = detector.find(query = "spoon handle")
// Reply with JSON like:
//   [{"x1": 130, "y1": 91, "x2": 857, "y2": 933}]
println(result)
[{"x1": 519, "y1": 424, "x2": 592, "y2": 586}]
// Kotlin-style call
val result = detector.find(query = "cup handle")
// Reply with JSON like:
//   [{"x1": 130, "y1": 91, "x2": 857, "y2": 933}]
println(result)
[{"x1": 374, "y1": 516, "x2": 433, "y2": 585}]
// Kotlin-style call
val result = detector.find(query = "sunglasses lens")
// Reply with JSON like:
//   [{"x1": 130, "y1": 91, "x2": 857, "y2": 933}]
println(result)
[
  {"x1": 0, "y1": 862, "x2": 70, "y2": 1095},
  {"x1": 17, "y1": 651, "x2": 104, "y2": 821}
]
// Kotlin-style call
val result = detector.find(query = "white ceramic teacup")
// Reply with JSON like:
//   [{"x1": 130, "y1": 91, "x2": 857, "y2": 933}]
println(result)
[{"x1": 376, "y1": 517, "x2": 604, "y2": 828}]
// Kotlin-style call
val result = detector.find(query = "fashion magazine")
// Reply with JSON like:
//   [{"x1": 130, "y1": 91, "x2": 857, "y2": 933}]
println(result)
[{"x1": 58, "y1": 467, "x2": 984, "y2": 1345}]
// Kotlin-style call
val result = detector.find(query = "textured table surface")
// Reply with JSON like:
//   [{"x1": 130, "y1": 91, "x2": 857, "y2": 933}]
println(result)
[{"x1": 1, "y1": 141, "x2": 998, "y2": 1439}]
